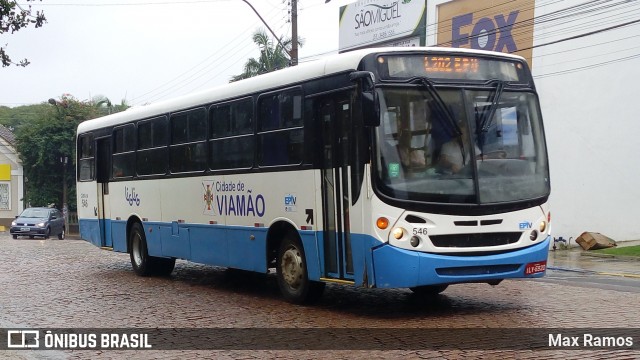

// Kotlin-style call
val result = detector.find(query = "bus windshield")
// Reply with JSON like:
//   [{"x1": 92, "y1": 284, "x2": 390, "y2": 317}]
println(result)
[{"x1": 374, "y1": 86, "x2": 549, "y2": 205}]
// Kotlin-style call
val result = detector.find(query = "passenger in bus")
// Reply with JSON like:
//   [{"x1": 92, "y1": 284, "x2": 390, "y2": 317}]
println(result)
[{"x1": 398, "y1": 130, "x2": 426, "y2": 169}]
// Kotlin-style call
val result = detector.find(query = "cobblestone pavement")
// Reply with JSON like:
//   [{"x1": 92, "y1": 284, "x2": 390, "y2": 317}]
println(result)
[{"x1": 0, "y1": 234, "x2": 639, "y2": 359}]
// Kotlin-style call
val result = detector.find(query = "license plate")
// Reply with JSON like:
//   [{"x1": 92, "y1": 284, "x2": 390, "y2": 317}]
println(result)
[
  {"x1": 20, "y1": 227, "x2": 30, "y2": 232},
  {"x1": 525, "y1": 261, "x2": 547, "y2": 275}
]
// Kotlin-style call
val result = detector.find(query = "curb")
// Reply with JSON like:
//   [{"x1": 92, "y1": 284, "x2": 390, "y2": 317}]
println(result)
[
  {"x1": 580, "y1": 252, "x2": 640, "y2": 261},
  {"x1": 547, "y1": 266, "x2": 595, "y2": 274},
  {"x1": 596, "y1": 272, "x2": 640, "y2": 279},
  {"x1": 548, "y1": 266, "x2": 640, "y2": 279}
]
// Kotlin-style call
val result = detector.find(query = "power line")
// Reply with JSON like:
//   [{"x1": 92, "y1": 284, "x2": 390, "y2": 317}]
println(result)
[
  {"x1": 130, "y1": 3, "x2": 286, "y2": 104},
  {"x1": 534, "y1": 52, "x2": 640, "y2": 78},
  {"x1": 515, "y1": 18, "x2": 640, "y2": 54},
  {"x1": 20, "y1": 0, "x2": 234, "y2": 6}
]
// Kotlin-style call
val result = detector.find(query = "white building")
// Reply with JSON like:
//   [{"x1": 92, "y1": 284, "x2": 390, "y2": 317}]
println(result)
[{"x1": 0, "y1": 124, "x2": 25, "y2": 227}]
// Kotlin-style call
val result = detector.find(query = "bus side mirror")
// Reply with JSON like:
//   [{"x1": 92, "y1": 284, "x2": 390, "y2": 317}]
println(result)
[{"x1": 350, "y1": 71, "x2": 380, "y2": 127}]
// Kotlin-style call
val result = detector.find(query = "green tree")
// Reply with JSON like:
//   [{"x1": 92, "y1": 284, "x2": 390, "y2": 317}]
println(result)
[
  {"x1": 0, "y1": 103, "x2": 49, "y2": 130},
  {"x1": 91, "y1": 95, "x2": 130, "y2": 117},
  {"x1": 15, "y1": 94, "x2": 100, "y2": 210},
  {"x1": 230, "y1": 29, "x2": 302, "y2": 82},
  {"x1": 1, "y1": 0, "x2": 47, "y2": 67}
]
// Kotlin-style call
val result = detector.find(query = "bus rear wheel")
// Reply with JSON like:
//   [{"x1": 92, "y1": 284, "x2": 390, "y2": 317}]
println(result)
[
  {"x1": 276, "y1": 233, "x2": 325, "y2": 304},
  {"x1": 409, "y1": 284, "x2": 448, "y2": 297},
  {"x1": 130, "y1": 223, "x2": 175, "y2": 277}
]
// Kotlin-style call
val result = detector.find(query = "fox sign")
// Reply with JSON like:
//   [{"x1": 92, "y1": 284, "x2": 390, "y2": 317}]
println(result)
[{"x1": 435, "y1": 0, "x2": 534, "y2": 66}]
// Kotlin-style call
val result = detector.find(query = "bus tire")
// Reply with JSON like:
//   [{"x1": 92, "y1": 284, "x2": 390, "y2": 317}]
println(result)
[
  {"x1": 129, "y1": 222, "x2": 175, "y2": 277},
  {"x1": 276, "y1": 233, "x2": 325, "y2": 304},
  {"x1": 409, "y1": 284, "x2": 448, "y2": 296}
]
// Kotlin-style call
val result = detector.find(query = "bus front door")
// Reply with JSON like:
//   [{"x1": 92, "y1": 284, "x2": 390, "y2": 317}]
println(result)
[
  {"x1": 319, "y1": 94, "x2": 355, "y2": 281},
  {"x1": 95, "y1": 138, "x2": 112, "y2": 248}
]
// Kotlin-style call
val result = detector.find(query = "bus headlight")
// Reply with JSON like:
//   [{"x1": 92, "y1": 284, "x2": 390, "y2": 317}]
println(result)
[
  {"x1": 530, "y1": 230, "x2": 538, "y2": 241},
  {"x1": 392, "y1": 227, "x2": 404, "y2": 240},
  {"x1": 539, "y1": 221, "x2": 547, "y2": 233}
]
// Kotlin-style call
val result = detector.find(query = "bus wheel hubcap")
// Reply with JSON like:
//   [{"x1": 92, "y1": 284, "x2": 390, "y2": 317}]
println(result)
[
  {"x1": 282, "y1": 247, "x2": 303, "y2": 289},
  {"x1": 133, "y1": 236, "x2": 142, "y2": 266}
]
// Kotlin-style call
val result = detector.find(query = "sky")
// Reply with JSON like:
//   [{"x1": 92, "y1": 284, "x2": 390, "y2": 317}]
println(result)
[{"x1": 0, "y1": 0, "x2": 354, "y2": 108}]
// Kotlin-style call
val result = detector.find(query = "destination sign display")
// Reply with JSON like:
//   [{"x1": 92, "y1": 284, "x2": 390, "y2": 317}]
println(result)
[
  {"x1": 424, "y1": 56, "x2": 480, "y2": 74},
  {"x1": 378, "y1": 54, "x2": 525, "y2": 82}
]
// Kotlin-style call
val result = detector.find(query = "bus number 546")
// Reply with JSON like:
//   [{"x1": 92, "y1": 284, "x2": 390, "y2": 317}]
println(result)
[{"x1": 413, "y1": 228, "x2": 428, "y2": 235}]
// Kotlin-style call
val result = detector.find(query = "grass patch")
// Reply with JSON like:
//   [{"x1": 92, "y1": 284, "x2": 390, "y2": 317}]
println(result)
[{"x1": 593, "y1": 245, "x2": 640, "y2": 257}]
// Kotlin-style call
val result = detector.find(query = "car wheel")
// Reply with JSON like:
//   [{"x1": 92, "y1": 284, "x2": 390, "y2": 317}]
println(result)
[
  {"x1": 44, "y1": 227, "x2": 51, "y2": 239},
  {"x1": 276, "y1": 232, "x2": 325, "y2": 304},
  {"x1": 29, "y1": 235, "x2": 34, "y2": 239},
  {"x1": 129, "y1": 223, "x2": 175, "y2": 277},
  {"x1": 58, "y1": 229, "x2": 65, "y2": 240},
  {"x1": 12, "y1": 235, "x2": 17, "y2": 239}
]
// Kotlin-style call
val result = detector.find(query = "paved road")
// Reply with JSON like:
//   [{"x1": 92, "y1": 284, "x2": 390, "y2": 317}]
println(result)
[{"x1": 1, "y1": 234, "x2": 639, "y2": 359}]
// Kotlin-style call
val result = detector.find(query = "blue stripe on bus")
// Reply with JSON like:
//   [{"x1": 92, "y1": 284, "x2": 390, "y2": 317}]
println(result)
[
  {"x1": 79, "y1": 218, "x2": 112, "y2": 248},
  {"x1": 79, "y1": 218, "x2": 549, "y2": 288},
  {"x1": 79, "y1": 219, "x2": 321, "y2": 277}
]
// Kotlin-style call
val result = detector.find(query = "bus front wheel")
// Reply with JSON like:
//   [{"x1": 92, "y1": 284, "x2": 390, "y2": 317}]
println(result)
[
  {"x1": 276, "y1": 233, "x2": 325, "y2": 304},
  {"x1": 129, "y1": 223, "x2": 175, "y2": 277}
]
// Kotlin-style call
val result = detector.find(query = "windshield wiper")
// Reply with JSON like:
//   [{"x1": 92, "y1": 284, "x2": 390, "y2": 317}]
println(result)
[
  {"x1": 476, "y1": 79, "x2": 506, "y2": 156},
  {"x1": 479, "y1": 79, "x2": 506, "y2": 133},
  {"x1": 409, "y1": 77, "x2": 468, "y2": 165},
  {"x1": 413, "y1": 77, "x2": 462, "y2": 138}
]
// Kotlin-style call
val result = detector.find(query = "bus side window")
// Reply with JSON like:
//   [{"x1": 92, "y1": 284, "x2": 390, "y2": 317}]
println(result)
[
  {"x1": 112, "y1": 125, "x2": 135, "y2": 178},
  {"x1": 209, "y1": 97, "x2": 254, "y2": 170},
  {"x1": 258, "y1": 90, "x2": 303, "y2": 166},
  {"x1": 170, "y1": 108, "x2": 207, "y2": 173},
  {"x1": 137, "y1": 116, "x2": 168, "y2": 176}
]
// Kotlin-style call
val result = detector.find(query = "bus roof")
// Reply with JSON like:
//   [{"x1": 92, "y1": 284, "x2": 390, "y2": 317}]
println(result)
[{"x1": 77, "y1": 47, "x2": 526, "y2": 134}]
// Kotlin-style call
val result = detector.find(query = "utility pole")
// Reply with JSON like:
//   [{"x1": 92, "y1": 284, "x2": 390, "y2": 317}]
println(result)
[
  {"x1": 241, "y1": 0, "x2": 291, "y2": 58},
  {"x1": 291, "y1": 0, "x2": 298, "y2": 66}
]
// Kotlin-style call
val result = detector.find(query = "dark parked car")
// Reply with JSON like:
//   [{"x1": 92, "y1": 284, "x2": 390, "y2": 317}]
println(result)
[{"x1": 10, "y1": 207, "x2": 66, "y2": 240}]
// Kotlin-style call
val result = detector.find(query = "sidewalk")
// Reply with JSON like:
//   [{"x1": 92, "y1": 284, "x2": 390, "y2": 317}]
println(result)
[{"x1": 548, "y1": 240, "x2": 640, "y2": 278}]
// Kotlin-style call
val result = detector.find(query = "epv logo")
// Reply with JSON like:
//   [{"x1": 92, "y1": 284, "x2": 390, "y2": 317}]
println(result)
[
  {"x1": 284, "y1": 194, "x2": 297, "y2": 213},
  {"x1": 519, "y1": 221, "x2": 533, "y2": 230},
  {"x1": 451, "y1": 11, "x2": 518, "y2": 52},
  {"x1": 285, "y1": 194, "x2": 296, "y2": 205}
]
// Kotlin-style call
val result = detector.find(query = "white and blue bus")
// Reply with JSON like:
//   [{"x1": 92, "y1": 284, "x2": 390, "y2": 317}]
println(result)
[{"x1": 76, "y1": 47, "x2": 550, "y2": 303}]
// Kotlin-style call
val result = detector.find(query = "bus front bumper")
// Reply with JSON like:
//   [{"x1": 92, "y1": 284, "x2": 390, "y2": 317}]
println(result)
[{"x1": 371, "y1": 236, "x2": 550, "y2": 288}]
